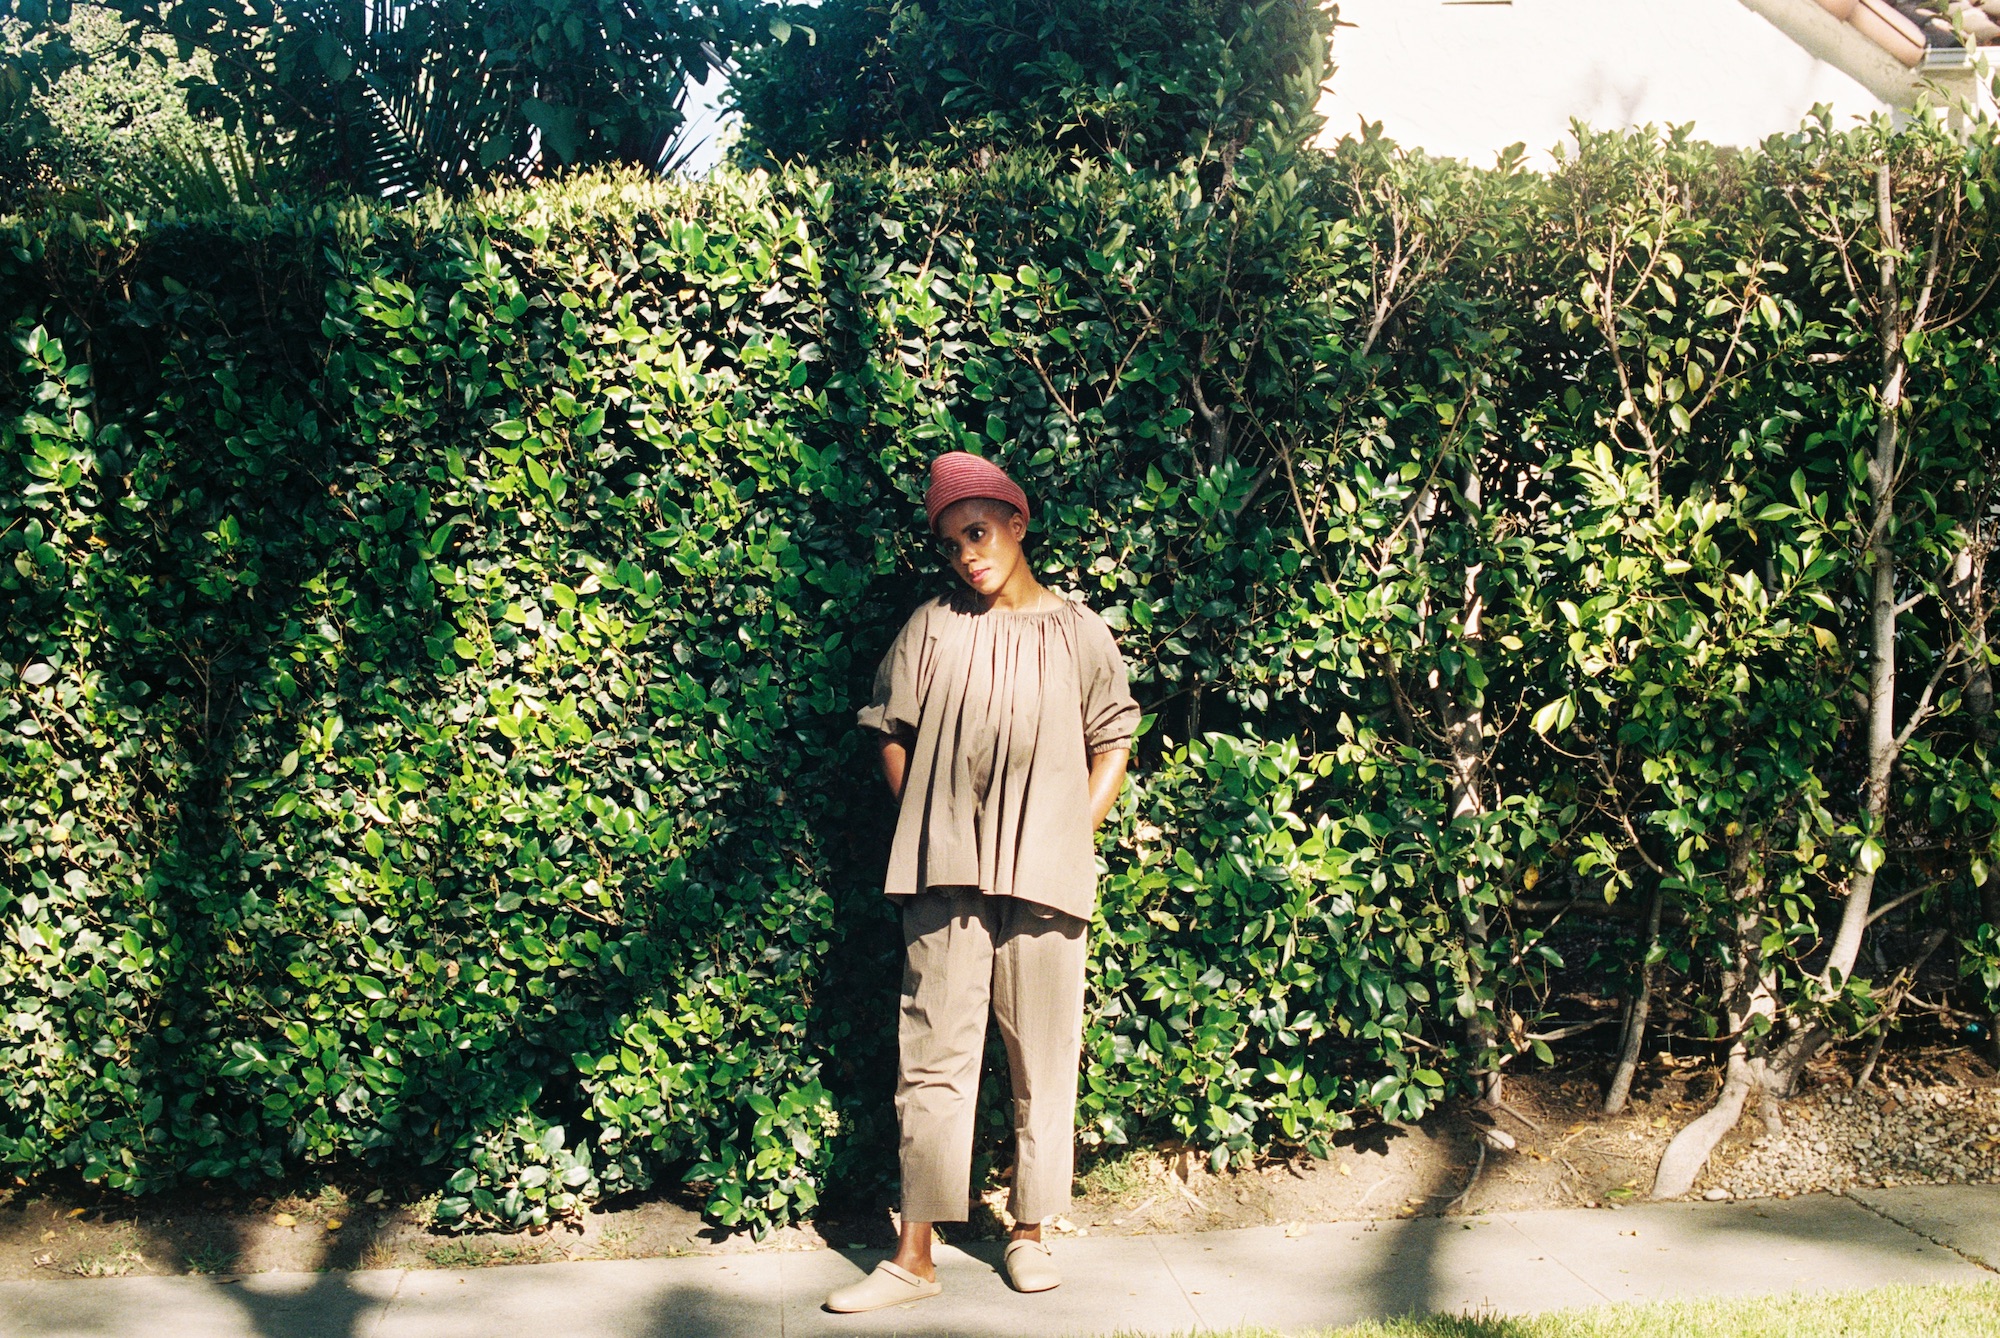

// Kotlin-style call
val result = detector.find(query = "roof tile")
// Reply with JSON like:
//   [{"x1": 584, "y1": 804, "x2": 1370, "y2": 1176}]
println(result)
[{"x1": 1818, "y1": 0, "x2": 1998, "y2": 70}]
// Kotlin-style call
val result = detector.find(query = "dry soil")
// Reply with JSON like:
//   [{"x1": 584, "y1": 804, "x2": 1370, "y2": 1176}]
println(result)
[{"x1": 3, "y1": 1044, "x2": 1992, "y2": 1282}]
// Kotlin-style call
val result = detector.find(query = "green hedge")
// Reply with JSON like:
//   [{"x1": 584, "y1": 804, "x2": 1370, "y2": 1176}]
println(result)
[
  {"x1": 0, "y1": 162, "x2": 1417, "y2": 1233},
  {"x1": 7, "y1": 122, "x2": 2000, "y2": 1235}
]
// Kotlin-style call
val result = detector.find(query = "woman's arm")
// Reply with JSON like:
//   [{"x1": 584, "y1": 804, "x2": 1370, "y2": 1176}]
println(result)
[
  {"x1": 1086, "y1": 747, "x2": 1130, "y2": 831},
  {"x1": 879, "y1": 736, "x2": 911, "y2": 801}
]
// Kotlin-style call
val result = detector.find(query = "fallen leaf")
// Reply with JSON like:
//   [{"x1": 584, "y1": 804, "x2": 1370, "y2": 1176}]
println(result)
[
  {"x1": 1284, "y1": 1221, "x2": 1308, "y2": 1238},
  {"x1": 1337, "y1": 1163, "x2": 1351, "y2": 1178},
  {"x1": 67, "y1": 1208, "x2": 86, "y2": 1219},
  {"x1": 365, "y1": 1190, "x2": 385, "y2": 1205},
  {"x1": 273, "y1": 1213, "x2": 297, "y2": 1229},
  {"x1": 325, "y1": 1219, "x2": 344, "y2": 1231}
]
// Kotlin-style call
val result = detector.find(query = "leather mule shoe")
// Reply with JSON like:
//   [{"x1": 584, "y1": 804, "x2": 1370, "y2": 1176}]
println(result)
[
  {"x1": 1003, "y1": 1237, "x2": 1061, "y2": 1293},
  {"x1": 825, "y1": 1259, "x2": 942, "y2": 1313}
]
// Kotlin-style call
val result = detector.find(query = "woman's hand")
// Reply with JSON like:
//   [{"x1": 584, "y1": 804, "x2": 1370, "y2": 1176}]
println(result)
[{"x1": 1086, "y1": 747, "x2": 1130, "y2": 831}]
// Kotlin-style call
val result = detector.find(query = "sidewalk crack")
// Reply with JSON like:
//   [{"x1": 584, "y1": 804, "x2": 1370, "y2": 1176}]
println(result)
[
  {"x1": 1149, "y1": 1235, "x2": 1204, "y2": 1328},
  {"x1": 1497, "y1": 1214, "x2": 1612, "y2": 1302},
  {"x1": 363, "y1": 1268, "x2": 410, "y2": 1338},
  {"x1": 1846, "y1": 1193, "x2": 2000, "y2": 1275}
]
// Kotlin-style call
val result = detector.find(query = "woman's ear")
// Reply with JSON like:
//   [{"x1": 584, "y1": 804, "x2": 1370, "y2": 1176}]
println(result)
[{"x1": 1007, "y1": 506, "x2": 1028, "y2": 543}]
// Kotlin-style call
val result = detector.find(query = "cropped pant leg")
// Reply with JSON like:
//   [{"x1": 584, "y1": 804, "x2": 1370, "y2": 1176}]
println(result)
[
  {"x1": 895, "y1": 889, "x2": 1089, "y2": 1225},
  {"x1": 896, "y1": 888, "x2": 995, "y2": 1224},
  {"x1": 991, "y1": 897, "x2": 1089, "y2": 1225}
]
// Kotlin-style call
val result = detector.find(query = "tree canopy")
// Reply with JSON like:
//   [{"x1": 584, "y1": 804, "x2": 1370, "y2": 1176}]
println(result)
[
  {"x1": 2, "y1": 0, "x2": 785, "y2": 202},
  {"x1": 727, "y1": 0, "x2": 1335, "y2": 170}
]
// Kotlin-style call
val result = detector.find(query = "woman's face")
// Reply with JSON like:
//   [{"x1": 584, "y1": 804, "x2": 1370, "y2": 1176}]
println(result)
[{"x1": 935, "y1": 498, "x2": 1027, "y2": 598}]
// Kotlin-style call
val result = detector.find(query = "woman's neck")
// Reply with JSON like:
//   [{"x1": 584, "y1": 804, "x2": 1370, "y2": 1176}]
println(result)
[{"x1": 978, "y1": 570, "x2": 1054, "y2": 612}]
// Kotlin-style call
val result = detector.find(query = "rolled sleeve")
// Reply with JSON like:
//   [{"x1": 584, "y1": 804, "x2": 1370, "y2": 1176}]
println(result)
[
  {"x1": 1078, "y1": 610, "x2": 1140, "y2": 756},
  {"x1": 857, "y1": 605, "x2": 926, "y2": 740}
]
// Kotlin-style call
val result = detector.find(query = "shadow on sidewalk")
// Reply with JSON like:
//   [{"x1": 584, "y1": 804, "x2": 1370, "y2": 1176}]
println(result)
[
  {"x1": 224, "y1": 1272, "x2": 388, "y2": 1338},
  {"x1": 1329, "y1": 1114, "x2": 1541, "y2": 1334},
  {"x1": 1357, "y1": 1118, "x2": 1482, "y2": 1323},
  {"x1": 639, "y1": 1280, "x2": 778, "y2": 1338},
  {"x1": 216, "y1": 1208, "x2": 388, "y2": 1338},
  {"x1": 92, "y1": 1201, "x2": 398, "y2": 1338}
]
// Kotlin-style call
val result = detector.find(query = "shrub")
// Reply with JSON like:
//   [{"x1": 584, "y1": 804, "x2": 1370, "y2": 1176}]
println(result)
[{"x1": 6, "y1": 117, "x2": 2000, "y2": 1235}]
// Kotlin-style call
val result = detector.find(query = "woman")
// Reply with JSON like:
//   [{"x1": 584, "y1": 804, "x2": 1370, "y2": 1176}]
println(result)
[{"x1": 826, "y1": 451, "x2": 1139, "y2": 1313}]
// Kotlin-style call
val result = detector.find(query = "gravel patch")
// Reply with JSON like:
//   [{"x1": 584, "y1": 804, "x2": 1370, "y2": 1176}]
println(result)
[{"x1": 1708, "y1": 1082, "x2": 2000, "y2": 1199}]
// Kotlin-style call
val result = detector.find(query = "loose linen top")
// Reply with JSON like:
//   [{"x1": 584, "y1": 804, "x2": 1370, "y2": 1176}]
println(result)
[{"x1": 857, "y1": 589, "x2": 1141, "y2": 920}]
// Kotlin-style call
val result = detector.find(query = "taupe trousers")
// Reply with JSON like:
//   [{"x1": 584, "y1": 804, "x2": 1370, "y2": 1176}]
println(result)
[{"x1": 897, "y1": 886, "x2": 1090, "y2": 1225}]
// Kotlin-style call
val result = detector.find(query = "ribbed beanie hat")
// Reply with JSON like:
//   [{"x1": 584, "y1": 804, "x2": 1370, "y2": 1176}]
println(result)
[{"x1": 924, "y1": 452, "x2": 1031, "y2": 533}]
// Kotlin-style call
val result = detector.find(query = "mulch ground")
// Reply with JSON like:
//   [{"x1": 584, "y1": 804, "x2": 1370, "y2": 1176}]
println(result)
[{"x1": 4, "y1": 1042, "x2": 1993, "y2": 1281}]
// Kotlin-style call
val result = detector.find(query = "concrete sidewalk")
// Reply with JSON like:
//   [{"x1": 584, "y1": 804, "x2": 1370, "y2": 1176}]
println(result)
[{"x1": 3, "y1": 1187, "x2": 1996, "y2": 1338}]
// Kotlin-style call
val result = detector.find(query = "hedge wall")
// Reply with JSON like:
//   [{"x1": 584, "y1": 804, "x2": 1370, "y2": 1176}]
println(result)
[
  {"x1": 0, "y1": 161, "x2": 1380, "y2": 1232},
  {"x1": 7, "y1": 120, "x2": 2000, "y2": 1234}
]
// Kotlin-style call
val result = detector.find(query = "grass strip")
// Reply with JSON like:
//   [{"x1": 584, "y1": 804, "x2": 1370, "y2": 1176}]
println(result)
[{"x1": 1102, "y1": 1280, "x2": 2000, "y2": 1337}]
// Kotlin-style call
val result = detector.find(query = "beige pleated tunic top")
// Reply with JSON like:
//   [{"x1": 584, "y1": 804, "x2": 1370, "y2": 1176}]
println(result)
[{"x1": 857, "y1": 590, "x2": 1141, "y2": 921}]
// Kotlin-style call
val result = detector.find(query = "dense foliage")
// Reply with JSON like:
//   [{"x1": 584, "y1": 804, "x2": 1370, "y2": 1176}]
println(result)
[
  {"x1": 0, "y1": 4, "x2": 286, "y2": 217},
  {"x1": 728, "y1": 0, "x2": 1334, "y2": 171},
  {"x1": 1, "y1": 0, "x2": 786, "y2": 201},
  {"x1": 6, "y1": 107, "x2": 2000, "y2": 1236}
]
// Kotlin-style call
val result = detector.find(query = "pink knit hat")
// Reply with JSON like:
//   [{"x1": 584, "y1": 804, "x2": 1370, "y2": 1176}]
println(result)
[{"x1": 924, "y1": 452, "x2": 1031, "y2": 532}]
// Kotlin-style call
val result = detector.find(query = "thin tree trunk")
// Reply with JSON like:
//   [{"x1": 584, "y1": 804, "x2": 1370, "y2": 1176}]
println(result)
[
  {"x1": 1654, "y1": 835, "x2": 1775, "y2": 1198},
  {"x1": 1855, "y1": 927, "x2": 1951, "y2": 1089},
  {"x1": 1948, "y1": 542, "x2": 1993, "y2": 736},
  {"x1": 1654, "y1": 1050, "x2": 1760, "y2": 1201},
  {"x1": 1444, "y1": 462, "x2": 1500, "y2": 1105},
  {"x1": 1823, "y1": 163, "x2": 1907, "y2": 989},
  {"x1": 1603, "y1": 884, "x2": 1664, "y2": 1116}
]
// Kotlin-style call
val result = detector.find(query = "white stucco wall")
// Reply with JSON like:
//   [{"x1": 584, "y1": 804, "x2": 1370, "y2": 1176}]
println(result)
[{"x1": 1316, "y1": 0, "x2": 1890, "y2": 165}]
